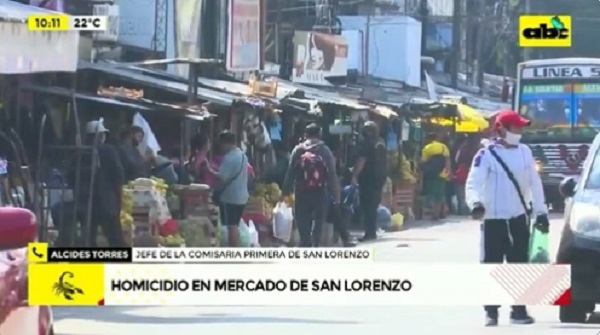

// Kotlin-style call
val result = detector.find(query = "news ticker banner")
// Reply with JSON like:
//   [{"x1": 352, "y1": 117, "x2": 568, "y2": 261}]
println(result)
[
  {"x1": 28, "y1": 244, "x2": 571, "y2": 306},
  {"x1": 27, "y1": 243, "x2": 374, "y2": 263}
]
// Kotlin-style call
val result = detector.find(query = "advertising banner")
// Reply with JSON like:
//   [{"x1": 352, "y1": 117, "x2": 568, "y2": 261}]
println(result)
[
  {"x1": 292, "y1": 31, "x2": 348, "y2": 85},
  {"x1": 226, "y1": 0, "x2": 261, "y2": 72},
  {"x1": 0, "y1": 22, "x2": 79, "y2": 74},
  {"x1": 173, "y1": 0, "x2": 203, "y2": 77}
]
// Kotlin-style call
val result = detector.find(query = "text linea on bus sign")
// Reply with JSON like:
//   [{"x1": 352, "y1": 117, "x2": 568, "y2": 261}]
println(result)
[
  {"x1": 519, "y1": 15, "x2": 571, "y2": 48},
  {"x1": 522, "y1": 66, "x2": 600, "y2": 79}
]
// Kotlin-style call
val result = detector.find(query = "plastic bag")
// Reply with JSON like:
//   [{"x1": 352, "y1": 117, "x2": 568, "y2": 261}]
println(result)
[
  {"x1": 391, "y1": 213, "x2": 404, "y2": 231},
  {"x1": 273, "y1": 202, "x2": 294, "y2": 242},
  {"x1": 248, "y1": 220, "x2": 260, "y2": 247},
  {"x1": 238, "y1": 219, "x2": 251, "y2": 247},
  {"x1": 377, "y1": 205, "x2": 392, "y2": 230}
]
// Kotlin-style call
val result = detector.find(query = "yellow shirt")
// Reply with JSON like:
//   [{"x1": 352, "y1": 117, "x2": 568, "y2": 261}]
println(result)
[{"x1": 421, "y1": 141, "x2": 450, "y2": 178}]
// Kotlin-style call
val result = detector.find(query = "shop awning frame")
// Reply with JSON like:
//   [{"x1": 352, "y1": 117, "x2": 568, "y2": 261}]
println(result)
[
  {"x1": 78, "y1": 61, "x2": 239, "y2": 106},
  {"x1": 20, "y1": 84, "x2": 214, "y2": 120}
]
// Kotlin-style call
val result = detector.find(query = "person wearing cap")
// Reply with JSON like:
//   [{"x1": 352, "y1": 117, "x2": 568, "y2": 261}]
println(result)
[
  {"x1": 466, "y1": 110, "x2": 549, "y2": 326},
  {"x1": 80, "y1": 120, "x2": 126, "y2": 247},
  {"x1": 351, "y1": 121, "x2": 387, "y2": 241}
]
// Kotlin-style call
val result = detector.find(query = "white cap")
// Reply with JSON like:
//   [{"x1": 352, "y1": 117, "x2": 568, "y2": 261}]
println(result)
[{"x1": 86, "y1": 120, "x2": 109, "y2": 134}]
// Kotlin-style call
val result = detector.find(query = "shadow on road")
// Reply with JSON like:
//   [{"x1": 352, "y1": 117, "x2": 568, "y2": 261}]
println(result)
[{"x1": 53, "y1": 306, "x2": 358, "y2": 325}]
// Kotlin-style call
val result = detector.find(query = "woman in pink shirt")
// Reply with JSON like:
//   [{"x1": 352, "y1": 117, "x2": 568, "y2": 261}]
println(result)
[{"x1": 189, "y1": 134, "x2": 254, "y2": 186}]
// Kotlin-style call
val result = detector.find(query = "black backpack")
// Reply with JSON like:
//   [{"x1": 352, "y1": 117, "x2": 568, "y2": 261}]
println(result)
[{"x1": 422, "y1": 154, "x2": 446, "y2": 176}]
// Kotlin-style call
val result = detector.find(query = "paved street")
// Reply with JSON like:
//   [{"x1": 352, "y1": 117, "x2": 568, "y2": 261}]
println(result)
[{"x1": 54, "y1": 215, "x2": 600, "y2": 335}]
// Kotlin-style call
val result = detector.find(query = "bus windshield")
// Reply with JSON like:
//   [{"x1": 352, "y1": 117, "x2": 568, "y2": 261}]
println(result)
[{"x1": 519, "y1": 82, "x2": 600, "y2": 142}]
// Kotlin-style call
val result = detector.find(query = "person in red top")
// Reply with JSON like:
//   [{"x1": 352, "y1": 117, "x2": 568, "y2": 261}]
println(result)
[{"x1": 453, "y1": 134, "x2": 480, "y2": 214}]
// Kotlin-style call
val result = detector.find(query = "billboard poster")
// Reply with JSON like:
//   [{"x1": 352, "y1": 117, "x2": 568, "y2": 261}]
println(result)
[
  {"x1": 226, "y1": 0, "x2": 261, "y2": 72},
  {"x1": 174, "y1": 0, "x2": 203, "y2": 77},
  {"x1": 292, "y1": 31, "x2": 348, "y2": 86}
]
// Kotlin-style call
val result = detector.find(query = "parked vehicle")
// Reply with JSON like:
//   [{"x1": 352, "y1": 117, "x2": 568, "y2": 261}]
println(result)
[
  {"x1": 0, "y1": 207, "x2": 53, "y2": 335},
  {"x1": 556, "y1": 133, "x2": 600, "y2": 323},
  {"x1": 514, "y1": 58, "x2": 600, "y2": 211}
]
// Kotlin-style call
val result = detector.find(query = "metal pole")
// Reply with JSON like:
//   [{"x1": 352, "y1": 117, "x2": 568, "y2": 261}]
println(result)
[
  {"x1": 450, "y1": 0, "x2": 461, "y2": 88},
  {"x1": 475, "y1": 0, "x2": 486, "y2": 93},
  {"x1": 364, "y1": 0, "x2": 373, "y2": 85},
  {"x1": 522, "y1": 0, "x2": 531, "y2": 61},
  {"x1": 420, "y1": 0, "x2": 428, "y2": 59},
  {"x1": 275, "y1": 0, "x2": 281, "y2": 63}
]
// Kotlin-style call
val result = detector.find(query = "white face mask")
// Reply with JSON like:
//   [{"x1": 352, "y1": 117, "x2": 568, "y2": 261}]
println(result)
[{"x1": 504, "y1": 131, "x2": 522, "y2": 145}]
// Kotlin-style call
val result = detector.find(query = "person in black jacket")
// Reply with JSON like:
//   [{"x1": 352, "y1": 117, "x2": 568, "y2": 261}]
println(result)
[
  {"x1": 118, "y1": 126, "x2": 152, "y2": 181},
  {"x1": 81, "y1": 120, "x2": 126, "y2": 247}
]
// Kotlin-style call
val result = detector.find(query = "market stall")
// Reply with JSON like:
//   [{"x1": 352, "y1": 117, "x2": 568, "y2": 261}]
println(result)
[{"x1": 398, "y1": 101, "x2": 460, "y2": 220}]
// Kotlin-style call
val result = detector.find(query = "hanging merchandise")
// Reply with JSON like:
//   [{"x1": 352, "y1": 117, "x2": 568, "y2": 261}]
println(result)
[
  {"x1": 133, "y1": 112, "x2": 161, "y2": 155},
  {"x1": 255, "y1": 122, "x2": 272, "y2": 149},
  {"x1": 401, "y1": 119, "x2": 410, "y2": 142},
  {"x1": 267, "y1": 114, "x2": 282, "y2": 141},
  {"x1": 386, "y1": 124, "x2": 398, "y2": 150}
]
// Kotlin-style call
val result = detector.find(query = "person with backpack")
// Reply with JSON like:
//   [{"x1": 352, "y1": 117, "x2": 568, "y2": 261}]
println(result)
[
  {"x1": 420, "y1": 132, "x2": 451, "y2": 220},
  {"x1": 466, "y1": 110, "x2": 548, "y2": 326},
  {"x1": 351, "y1": 121, "x2": 388, "y2": 242},
  {"x1": 282, "y1": 124, "x2": 340, "y2": 247}
]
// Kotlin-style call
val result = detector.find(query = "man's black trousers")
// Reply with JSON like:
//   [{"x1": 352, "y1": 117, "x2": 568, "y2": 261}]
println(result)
[{"x1": 481, "y1": 214, "x2": 530, "y2": 316}]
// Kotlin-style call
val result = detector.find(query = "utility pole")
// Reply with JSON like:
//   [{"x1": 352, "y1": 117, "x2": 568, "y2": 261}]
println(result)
[
  {"x1": 275, "y1": 0, "x2": 281, "y2": 63},
  {"x1": 364, "y1": 0, "x2": 373, "y2": 86},
  {"x1": 522, "y1": 0, "x2": 531, "y2": 61},
  {"x1": 450, "y1": 0, "x2": 461, "y2": 88},
  {"x1": 420, "y1": 0, "x2": 429, "y2": 61},
  {"x1": 475, "y1": 0, "x2": 485, "y2": 93}
]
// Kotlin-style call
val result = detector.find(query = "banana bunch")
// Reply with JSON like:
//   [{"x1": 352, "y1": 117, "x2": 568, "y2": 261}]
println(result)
[
  {"x1": 158, "y1": 234, "x2": 185, "y2": 246},
  {"x1": 120, "y1": 188, "x2": 133, "y2": 227},
  {"x1": 251, "y1": 182, "x2": 282, "y2": 205},
  {"x1": 179, "y1": 217, "x2": 214, "y2": 247},
  {"x1": 120, "y1": 212, "x2": 133, "y2": 227},
  {"x1": 398, "y1": 152, "x2": 417, "y2": 184},
  {"x1": 388, "y1": 151, "x2": 400, "y2": 177},
  {"x1": 150, "y1": 177, "x2": 168, "y2": 196}
]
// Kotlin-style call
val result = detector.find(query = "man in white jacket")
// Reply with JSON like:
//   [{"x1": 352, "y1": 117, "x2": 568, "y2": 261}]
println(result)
[{"x1": 466, "y1": 110, "x2": 549, "y2": 326}]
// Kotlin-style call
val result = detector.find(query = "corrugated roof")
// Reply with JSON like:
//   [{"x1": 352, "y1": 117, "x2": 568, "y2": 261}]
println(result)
[
  {"x1": 78, "y1": 61, "x2": 239, "y2": 106},
  {"x1": 0, "y1": 0, "x2": 63, "y2": 22},
  {"x1": 20, "y1": 84, "x2": 214, "y2": 120}
]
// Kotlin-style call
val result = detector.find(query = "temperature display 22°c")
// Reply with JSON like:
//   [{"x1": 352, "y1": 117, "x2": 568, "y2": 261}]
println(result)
[{"x1": 27, "y1": 15, "x2": 108, "y2": 31}]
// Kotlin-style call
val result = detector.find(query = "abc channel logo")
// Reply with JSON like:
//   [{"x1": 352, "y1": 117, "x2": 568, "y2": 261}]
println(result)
[{"x1": 519, "y1": 15, "x2": 571, "y2": 48}]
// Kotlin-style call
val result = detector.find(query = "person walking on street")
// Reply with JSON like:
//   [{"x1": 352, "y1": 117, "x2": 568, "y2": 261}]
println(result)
[
  {"x1": 283, "y1": 124, "x2": 340, "y2": 247},
  {"x1": 207, "y1": 131, "x2": 249, "y2": 247},
  {"x1": 453, "y1": 134, "x2": 479, "y2": 214},
  {"x1": 466, "y1": 110, "x2": 549, "y2": 326},
  {"x1": 351, "y1": 121, "x2": 387, "y2": 242},
  {"x1": 421, "y1": 132, "x2": 451, "y2": 220}
]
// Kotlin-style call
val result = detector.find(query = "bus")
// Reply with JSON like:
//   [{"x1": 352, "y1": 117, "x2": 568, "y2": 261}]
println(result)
[{"x1": 514, "y1": 58, "x2": 600, "y2": 209}]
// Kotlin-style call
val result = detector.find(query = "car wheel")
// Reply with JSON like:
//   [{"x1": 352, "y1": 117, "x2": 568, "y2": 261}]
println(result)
[{"x1": 559, "y1": 303, "x2": 588, "y2": 323}]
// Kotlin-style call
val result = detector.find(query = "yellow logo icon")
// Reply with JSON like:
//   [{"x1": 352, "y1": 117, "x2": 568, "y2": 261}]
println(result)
[
  {"x1": 519, "y1": 15, "x2": 571, "y2": 47},
  {"x1": 28, "y1": 263, "x2": 105, "y2": 306},
  {"x1": 27, "y1": 242, "x2": 48, "y2": 263}
]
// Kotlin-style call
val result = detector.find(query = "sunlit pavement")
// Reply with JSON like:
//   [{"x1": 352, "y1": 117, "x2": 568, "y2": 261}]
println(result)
[{"x1": 54, "y1": 214, "x2": 600, "y2": 335}]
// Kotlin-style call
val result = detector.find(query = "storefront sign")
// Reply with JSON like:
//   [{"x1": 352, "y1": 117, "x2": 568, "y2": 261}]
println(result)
[
  {"x1": 226, "y1": 0, "x2": 261, "y2": 72},
  {"x1": 0, "y1": 22, "x2": 79, "y2": 73},
  {"x1": 249, "y1": 74, "x2": 277, "y2": 97},
  {"x1": 522, "y1": 65, "x2": 600, "y2": 79},
  {"x1": 93, "y1": 4, "x2": 119, "y2": 42},
  {"x1": 292, "y1": 31, "x2": 348, "y2": 86},
  {"x1": 173, "y1": 0, "x2": 203, "y2": 77}
]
